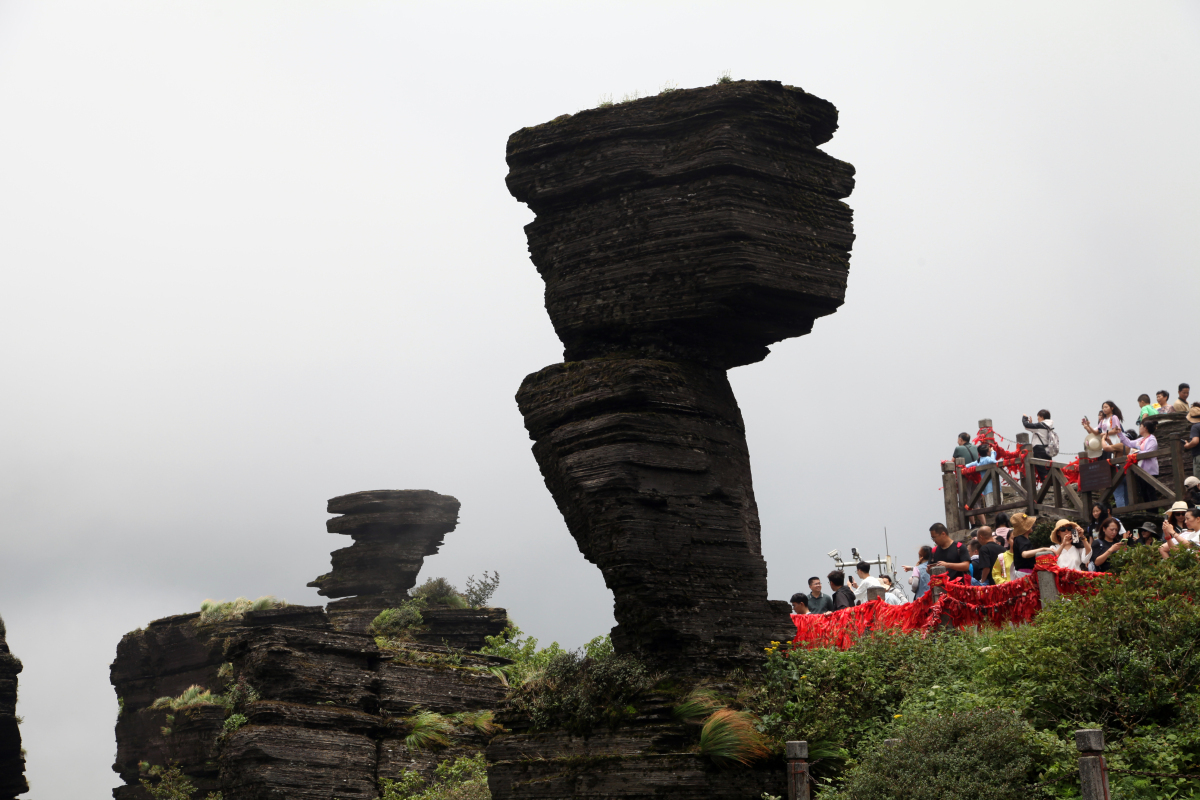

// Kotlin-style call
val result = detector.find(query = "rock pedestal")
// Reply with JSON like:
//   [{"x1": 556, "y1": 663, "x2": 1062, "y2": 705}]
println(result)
[
  {"x1": 508, "y1": 80, "x2": 854, "y2": 676},
  {"x1": 308, "y1": 489, "x2": 462, "y2": 632},
  {"x1": 0, "y1": 616, "x2": 28, "y2": 800}
]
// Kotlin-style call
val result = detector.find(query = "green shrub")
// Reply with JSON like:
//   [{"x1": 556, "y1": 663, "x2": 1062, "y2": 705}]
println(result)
[
  {"x1": 371, "y1": 599, "x2": 428, "y2": 637},
  {"x1": 506, "y1": 650, "x2": 659, "y2": 734},
  {"x1": 477, "y1": 624, "x2": 611, "y2": 688},
  {"x1": 411, "y1": 577, "x2": 466, "y2": 606},
  {"x1": 464, "y1": 571, "x2": 500, "y2": 608},
  {"x1": 223, "y1": 713, "x2": 248, "y2": 733},
  {"x1": 150, "y1": 685, "x2": 227, "y2": 712},
  {"x1": 379, "y1": 753, "x2": 489, "y2": 800},
  {"x1": 828, "y1": 709, "x2": 1034, "y2": 800},
  {"x1": 138, "y1": 763, "x2": 223, "y2": 800},
  {"x1": 673, "y1": 686, "x2": 724, "y2": 724}
]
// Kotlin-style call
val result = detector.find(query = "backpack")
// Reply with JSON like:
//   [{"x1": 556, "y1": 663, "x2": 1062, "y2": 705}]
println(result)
[{"x1": 1046, "y1": 427, "x2": 1060, "y2": 458}]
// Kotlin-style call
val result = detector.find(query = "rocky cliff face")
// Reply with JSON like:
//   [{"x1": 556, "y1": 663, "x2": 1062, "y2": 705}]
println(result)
[
  {"x1": 508, "y1": 80, "x2": 853, "y2": 677},
  {"x1": 0, "y1": 616, "x2": 28, "y2": 800},
  {"x1": 111, "y1": 491, "x2": 507, "y2": 800}
]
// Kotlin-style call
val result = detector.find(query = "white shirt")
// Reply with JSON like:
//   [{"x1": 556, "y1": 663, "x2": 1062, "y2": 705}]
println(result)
[
  {"x1": 1057, "y1": 543, "x2": 1087, "y2": 570},
  {"x1": 852, "y1": 575, "x2": 884, "y2": 603}
]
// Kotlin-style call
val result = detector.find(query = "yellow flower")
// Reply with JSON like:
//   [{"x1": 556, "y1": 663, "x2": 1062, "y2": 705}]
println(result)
[{"x1": 893, "y1": 714, "x2": 902, "y2": 718}]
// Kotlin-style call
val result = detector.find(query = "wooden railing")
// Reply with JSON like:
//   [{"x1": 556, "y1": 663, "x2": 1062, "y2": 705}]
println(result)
[{"x1": 942, "y1": 418, "x2": 1194, "y2": 533}]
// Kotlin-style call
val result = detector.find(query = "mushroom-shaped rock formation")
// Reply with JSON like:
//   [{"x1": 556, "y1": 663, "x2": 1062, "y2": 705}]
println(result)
[{"x1": 508, "y1": 80, "x2": 855, "y2": 675}]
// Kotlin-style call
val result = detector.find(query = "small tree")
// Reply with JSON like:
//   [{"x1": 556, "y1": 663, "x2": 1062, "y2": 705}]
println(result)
[{"x1": 464, "y1": 571, "x2": 500, "y2": 608}]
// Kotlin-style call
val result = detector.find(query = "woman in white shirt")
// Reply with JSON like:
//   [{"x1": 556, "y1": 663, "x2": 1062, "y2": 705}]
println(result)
[{"x1": 1051, "y1": 519, "x2": 1091, "y2": 571}]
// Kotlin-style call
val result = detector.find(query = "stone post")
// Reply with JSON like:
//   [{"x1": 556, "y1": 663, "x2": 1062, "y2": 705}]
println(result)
[
  {"x1": 928, "y1": 565, "x2": 951, "y2": 629},
  {"x1": 866, "y1": 586, "x2": 885, "y2": 603},
  {"x1": 1037, "y1": 567, "x2": 1060, "y2": 607},
  {"x1": 786, "y1": 741, "x2": 810, "y2": 800},
  {"x1": 1076, "y1": 729, "x2": 1110, "y2": 800}
]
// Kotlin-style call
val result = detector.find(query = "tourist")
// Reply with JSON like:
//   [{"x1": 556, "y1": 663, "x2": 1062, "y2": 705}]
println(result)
[
  {"x1": 1092, "y1": 517, "x2": 1129, "y2": 573},
  {"x1": 1184, "y1": 406, "x2": 1200, "y2": 477},
  {"x1": 991, "y1": 537, "x2": 1014, "y2": 584},
  {"x1": 850, "y1": 561, "x2": 884, "y2": 604},
  {"x1": 1114, "y1": 417, "x2": 1160, "y2": 493},
  {"x1": 1050, "y1": 519, "x2": 1090, "y2": 570},
  {"x1": 1163, "y1": 501, "x2": 1188, "y2": 546},
  {"x1": 789, "y1": 593, "x2": 809, "y2": 615},
  {"x1": 1022, "y1": 410, "x2": 1056, "y2": 480},
  {"x1": 1171, "y1": 383, "x2": 1191, "y2": 413},
  {"x1": 828, "y1": 570, "x2": 856, "y2": 611},
  {"x1": 975, "y1": 526, "x2": 1006, "y2": 585},
  {"x1": 1009, "y1": 512, "x2": 1048, "y2": 575},
  {"x1": 1155, "y1": 390, "x2": 1171, "y2": 413},
  {"x1": 1161, "y1": 507, "x2": 1200, "y2": 556},
  {"x1": 966, "y1": 541, "x2": 987, "y2": 585},
  {"x1": 805, "y1": 576, "x2": 833, "y2": 615},
  {"x1": 964, "y1": 442, "x2": 999, "y2": 505},
  {"x1": 1186, "y1": 476, "x2": 1200, "y2": 507},
  {"x1": 878, "y1": 575, "x2": 906, "y2": 605},
  {"x1": 1083, "y1": 401, "x2": 1126, "y2": 506},
  {"x1": 1130, "y1": 522, "x2": 1160, "y2": 547},
  {"x1": 993, "y1": 512, "x2": 1011, "y2": 548},
  {"x1": 928, "y1": 523, "x2": 972, "y2": 583},
  {"x1": 953, "y1": 432, "x2": 979, "y2": 464},
  {"x1": 1137, "y1": 394, "x2": 1159, "y2": 421},
  {"x1": 902, "y1": 546, "x2": 933, "y2": 600}
]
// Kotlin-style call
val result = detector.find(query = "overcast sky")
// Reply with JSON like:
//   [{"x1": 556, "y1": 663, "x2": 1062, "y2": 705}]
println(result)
[{"x1": 1, "y1": 1, "x2": 1197, "y2": 795}]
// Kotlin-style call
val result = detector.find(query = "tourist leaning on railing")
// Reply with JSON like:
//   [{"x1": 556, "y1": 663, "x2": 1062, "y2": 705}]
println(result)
[
  {"x1": 929, "y1": 523, "x2": 972, "y2": 583},
  {"x1": 975, "y1": 526, "x2": 1005, "y2": 586},
  {"x1": 1009, "y1": 512, "x2": 1047, "y2": 575},
  {"x1": 901, "y1": 546, "x2": 933, "y2": 599},
  {"x1": 1136, "y1": 394, "x2": 1158, "y2": 420},
  {"x1": 804, "y1": 576, "x2": 833, "y2": 615},
  {"x1": 1021, "y1": 410, "x2": 1055, "y2": 481}
]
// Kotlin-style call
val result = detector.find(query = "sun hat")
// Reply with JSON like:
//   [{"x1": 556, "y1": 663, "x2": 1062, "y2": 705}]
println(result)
[
  {"x1": 1188, "y1": 406, "x2": 1200, "y2": 424},
  {"x1": 1050, "y1": 519, "x2": 1077, "y2": 543},
  {"x1": 1168, "y1": 500, "x2": 1189, "y2": 515},
  {"x1": 1011, "y1": 512, "x2": 1038, "y2": 536},
  {"x1": 1186, "y1": 477, "x2": 1200, "y2": 489},
  {"x1": 1140, "y1": 522, "x2": 1159, "y2": 536},
  {"x1": 1084, "y1": 433, "x2": 1105, "y2": 459}
]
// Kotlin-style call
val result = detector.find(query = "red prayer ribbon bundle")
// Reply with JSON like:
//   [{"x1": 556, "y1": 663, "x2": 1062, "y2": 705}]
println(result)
[{"x1": 789, "y1": 556, "x2": 1105, "y2": 650}]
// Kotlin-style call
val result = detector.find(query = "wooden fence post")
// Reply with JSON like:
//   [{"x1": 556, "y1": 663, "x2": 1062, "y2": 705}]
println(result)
[
  {"x1": 1170, "y1": 439, "x2": 1186, "y2": 502},
  {"x1": 1076, "y1": 729, "x2": 1110, "y2": 800},
  {"x1": 942, "y1": 461, "x2": 960, "y2": 532},
  {"x1": 786, "y1": 740, "x2": 810, "y2": 800},
  {"x1": 954, "y1": 457, "x2": 967, "y2": 531}
]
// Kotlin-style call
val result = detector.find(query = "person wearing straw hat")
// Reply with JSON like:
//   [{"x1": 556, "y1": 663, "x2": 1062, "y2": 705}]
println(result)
[
  {"x1": 1160, "y1": 503, "x2": 1200, "y2": 557},
  {"x1": 1050, "y1": 519, "x2": 1090, "y2": 571},
  {"x1": 1009, "y1": 512, "x2": 1051, "y2": 575}
]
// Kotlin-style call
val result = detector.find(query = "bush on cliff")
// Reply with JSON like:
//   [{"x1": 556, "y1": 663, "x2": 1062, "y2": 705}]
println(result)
[
  {"x1": 412, "y1": 577, "x2": 468, "y2": 608},
  {"x1": 197, "y1": 596, "x2": 287, "y2": 624},
  {"x1": 505, "y1": 649, "x2": 659, "y2": 735},
  {"x1": 371, "y1": 598, "x2": 428, "y2": 638},
  {"x1": 380, "y1": 752, "x2": 489, "y2": 800},
  {"x1": 477, "y1": 623, "x2": 611, "y2": 687}
]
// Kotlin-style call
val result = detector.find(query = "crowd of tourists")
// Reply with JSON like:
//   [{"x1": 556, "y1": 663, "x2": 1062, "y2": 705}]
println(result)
[{"x1": 789, "y1": 384, "x2": 1200, "y2": 613}]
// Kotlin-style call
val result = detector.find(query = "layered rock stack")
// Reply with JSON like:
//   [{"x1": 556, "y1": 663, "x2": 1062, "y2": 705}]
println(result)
[
  {"x1": 308, "y1": 489, "x2": 504, "y2": 641},
  {"x1": 508, "y1": 80, "x2": 856, "y2": 675},
  {"x1": 0, "y1": 616, "x2": 28, "y2": 800}
]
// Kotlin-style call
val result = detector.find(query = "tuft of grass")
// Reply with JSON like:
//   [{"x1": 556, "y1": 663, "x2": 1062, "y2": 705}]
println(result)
[
  {"x1": 659, "y1": 80, "x2": 681, "y2": 95},
  {"x1": 597, "y1": 93, "x2": 614, "y2": 108},
  {"x1": 453, "y1": 709, "x2": 501, "y2": 736},
  {"x1": 198, "y1": 596, "x2": 287, "y2": 624},
  {"x1": 699, "y1": 709, "x2": 770, "y2": 767},
  {"x1": 223, "y1": 713, "x2": 248, "y2": 733},
  {"x1": 673, "y1": 686, "x2": 725, "y2": 724},
  {"x1": 403, "y1": 710, "x2": 455, "y2": 750},
  {"x1": 717, "y1": 69, "x2": 733, "y2": 84},
  {"x1": 150, "y1": 684, "x2": 226, "y2": 712}
]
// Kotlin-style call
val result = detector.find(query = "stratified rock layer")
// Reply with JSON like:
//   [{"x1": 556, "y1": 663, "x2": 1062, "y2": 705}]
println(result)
[
  {"x1": 0, "y1": 616, "x2": 28, "y2": 800},
  {"x1": 517, "y1": 358, "x2": 792, "y2": 672},
  {"x1": 507, "y1": 80, "x2": 855, "y2": 369},
  {"x1": 110, "y1": 609, "x2": 509, "y2": 800}
]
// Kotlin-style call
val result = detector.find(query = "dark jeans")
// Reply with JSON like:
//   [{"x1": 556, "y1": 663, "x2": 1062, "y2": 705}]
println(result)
[{"x1": 1032, "y1": 444, "x2": 1050, "y2": 481}]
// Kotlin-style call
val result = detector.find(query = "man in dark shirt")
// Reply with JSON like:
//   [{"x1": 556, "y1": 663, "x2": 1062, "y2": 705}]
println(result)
[
  {"x1": 928, "y1": 523, "x2": 972, "y2": 583},
  {"x1": 805, "y1": 576, "x2": 833, "y2": 615},
  {"x1": 975, "y1": 526, "x2": 1006, "y2": 585},
  {"x1": 828, "y1": 570, "x2": 856, "y2": 610},
  {"x1": 952, "y1": 432, "x2": 979, "y2": 464}
]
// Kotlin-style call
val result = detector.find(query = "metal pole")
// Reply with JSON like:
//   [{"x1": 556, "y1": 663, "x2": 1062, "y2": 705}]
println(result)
[
  {"x1": 786, "y1": 740, "x2": 809, "y2": 800},
  {"x1": 1076, "y1": 729, "x2": 1110, "y2": 800}
]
